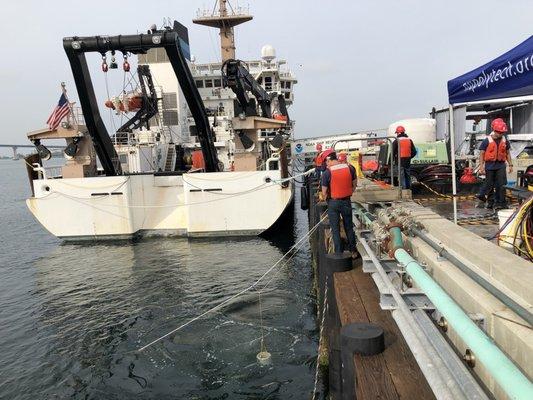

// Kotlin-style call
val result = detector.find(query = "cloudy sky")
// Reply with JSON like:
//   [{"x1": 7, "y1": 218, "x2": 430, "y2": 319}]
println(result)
[{"x1": 1, "y1": 0, "x2": 532, "y2": 154}]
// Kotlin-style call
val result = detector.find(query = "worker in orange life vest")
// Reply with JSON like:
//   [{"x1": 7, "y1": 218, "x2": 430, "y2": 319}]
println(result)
[
  {"x1": 391, "y1": 126, "x2": 417, "y2": 189},
  {"x1": 476, "y1": 118, "x2": 512, "y2": 210},
  {"x1": 313, "y1": 143, "x2": 325, "y2": 179},
  {"x1": 321, "y1": 151, "x2": 357, "y2": 257}
]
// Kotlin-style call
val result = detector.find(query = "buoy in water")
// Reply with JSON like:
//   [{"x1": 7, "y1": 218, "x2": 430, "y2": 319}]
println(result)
[{"x1": 256, "y1": 351, "x2": 272, "y2": 365}]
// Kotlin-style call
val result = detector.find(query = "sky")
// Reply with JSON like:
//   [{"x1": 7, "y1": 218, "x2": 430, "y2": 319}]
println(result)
[{"x1": 1, "y1": 0, "x2": 532, "y2": 155}]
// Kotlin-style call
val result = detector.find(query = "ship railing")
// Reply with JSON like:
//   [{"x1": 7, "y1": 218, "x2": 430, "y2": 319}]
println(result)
[
  {"x1": 44, "y1": 166, "x2": 63, "y2": 179},
  {"x1": 31, "y1": 164, "x2": 62, "y2": 180}
]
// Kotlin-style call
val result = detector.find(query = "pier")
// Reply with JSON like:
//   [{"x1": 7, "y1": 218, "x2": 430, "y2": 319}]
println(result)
[{"x1": 305, "y1": 174, "x2": 533, "y2": 400}]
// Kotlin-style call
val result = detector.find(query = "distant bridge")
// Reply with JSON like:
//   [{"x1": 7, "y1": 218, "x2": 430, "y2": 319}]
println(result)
[{"x1": 0, "y1": 144, "x2": 66, "y2": 160}]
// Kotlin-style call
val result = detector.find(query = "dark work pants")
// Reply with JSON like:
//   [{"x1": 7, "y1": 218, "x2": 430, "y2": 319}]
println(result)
[
  {"x1": 400, "y1": 165, "x2": 411, "y2": 189},
  {"x1": 327, "y1": 198, "x2": 357, "y2": 254},
  {"x1": 478, "y1": 167, "x2": 507, "y2": 206}
]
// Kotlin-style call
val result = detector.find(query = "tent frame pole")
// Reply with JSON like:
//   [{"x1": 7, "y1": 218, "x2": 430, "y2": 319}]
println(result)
[{"x1": 449, "y1": 104, "x2": 458, "y2": 224}]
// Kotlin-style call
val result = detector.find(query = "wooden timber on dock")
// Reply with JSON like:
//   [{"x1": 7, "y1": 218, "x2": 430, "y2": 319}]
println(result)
[{"x1": 334, "y1": 266, "x2": 435, "y2": 399}]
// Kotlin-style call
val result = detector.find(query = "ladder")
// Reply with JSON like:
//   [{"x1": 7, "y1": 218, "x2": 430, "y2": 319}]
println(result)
[{"x1": 164, "y1": 145, "x2": 175, "y2": 171}]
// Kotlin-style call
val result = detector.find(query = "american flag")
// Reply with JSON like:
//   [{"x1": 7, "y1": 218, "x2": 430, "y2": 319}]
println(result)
[{"x1": 46, "y1": 93, "x2": 70, "y2": 130}]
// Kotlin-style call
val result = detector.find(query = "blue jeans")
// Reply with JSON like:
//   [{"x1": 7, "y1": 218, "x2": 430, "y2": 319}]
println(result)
[
  {"x1": 327, "y1": 198, "x2": 357, "y2": 254},
  {"x1": 400, "y1": 165, "x2": 411, "y2": 189}
]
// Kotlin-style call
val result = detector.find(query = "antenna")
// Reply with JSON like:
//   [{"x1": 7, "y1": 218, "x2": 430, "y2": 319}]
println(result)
[{"x1": 193, "y1": 0, "x2": 253, "y2": 62}]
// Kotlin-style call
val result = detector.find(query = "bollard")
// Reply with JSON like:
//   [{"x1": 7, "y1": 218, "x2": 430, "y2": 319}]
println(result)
[
  {"x1": 324, "y1": 253, "x2": 353, "y2": 341},
  {"x1": 322, "y1": 252, "x2": 353, "y2": 400},
  {"x1": 340, "y1": 323, "x2": 385, "y2": 400}
]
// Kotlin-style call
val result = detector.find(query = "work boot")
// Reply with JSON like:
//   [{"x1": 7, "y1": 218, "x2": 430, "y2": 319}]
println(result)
[{"x1": 486, "y1": 203, "x2": 494, "y2": 210}]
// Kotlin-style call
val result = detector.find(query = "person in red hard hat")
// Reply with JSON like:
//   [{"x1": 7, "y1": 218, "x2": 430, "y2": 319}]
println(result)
[
  {"x1": 391, "y1": 125, "x2": 417, "y2": 189},
  {"x1": 337, "y1": 152, "x2": 348, "y2": 163},
  {"x1": 476, "y1": 118, "x2": 512, "y2": 210}
]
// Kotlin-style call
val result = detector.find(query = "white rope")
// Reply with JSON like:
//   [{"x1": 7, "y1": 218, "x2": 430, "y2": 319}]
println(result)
[{"x1": 136, "y1": 213, "x2": 327, "y2": 352}]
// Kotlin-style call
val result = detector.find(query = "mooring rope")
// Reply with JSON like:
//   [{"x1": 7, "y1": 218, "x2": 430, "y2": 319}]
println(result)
[{"x1": 136, "y1": 213, "x2": 327, "y2": 352}]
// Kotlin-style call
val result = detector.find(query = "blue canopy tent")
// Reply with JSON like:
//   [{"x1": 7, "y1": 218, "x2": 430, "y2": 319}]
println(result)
[
  {"x1": 448, "y1": 36, "x2": 533, "y2": 104},
  {"x1": 446, "y1": 36, "x2": 533, "y2": 223}
]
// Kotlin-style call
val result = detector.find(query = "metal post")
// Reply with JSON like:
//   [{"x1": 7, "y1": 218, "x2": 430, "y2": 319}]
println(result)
[{"x1": 449, "y1": 104, "x2": 458, "y2": 224}]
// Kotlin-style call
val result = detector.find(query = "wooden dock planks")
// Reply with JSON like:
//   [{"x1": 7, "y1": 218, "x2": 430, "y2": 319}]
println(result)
[{"x1": 334, "y1": 267, "x2": 436, "y2": 400}]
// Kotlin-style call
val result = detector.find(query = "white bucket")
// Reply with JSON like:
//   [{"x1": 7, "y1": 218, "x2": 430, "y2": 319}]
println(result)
[{"x1": 498, "y1": 209, "x2": 520, "y2": 249}]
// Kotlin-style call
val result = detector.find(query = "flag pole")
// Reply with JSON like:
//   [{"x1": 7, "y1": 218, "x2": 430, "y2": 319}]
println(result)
[{"x1": 61, "y1": 82, "x2": 76, "y2": 127}]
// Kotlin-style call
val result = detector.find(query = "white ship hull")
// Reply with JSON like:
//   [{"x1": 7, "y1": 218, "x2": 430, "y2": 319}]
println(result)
[{"x1": 27, "y1": 170, "x2": 293, "y2": 240}]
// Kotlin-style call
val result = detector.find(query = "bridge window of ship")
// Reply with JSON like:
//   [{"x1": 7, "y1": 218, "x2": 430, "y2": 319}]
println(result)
[
  {"x1": 213, "y1": 79, "x2": 222, "y2": 87},
  {"x1": 205, "y1": 79, "x2": 213, "y2": 88},
  {"x1": 195, "y1": 80, "x2": 204, "y2": 88}
]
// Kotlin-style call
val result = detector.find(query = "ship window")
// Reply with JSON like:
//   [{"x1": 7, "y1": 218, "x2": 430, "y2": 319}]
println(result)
[
  {"x1": 257, "y1": 77, "x2": 263, "y2": 84},
  {"x1": 189, "y1": 125, "x2": 198, "y2": 136},
  {"x1": 213, "y1": 78, "x2": 221, "y2": 87},
  {"x1": 195, "y1": 80, "x2": 204, "y2": 88},
  {"x1": 119, "y1": 154, "x2": 128, "y2": 164},
  {"x1": 163, "y1": 110, "x2": 179, "y2": 126},
  {"x1": 205, "y1": 79, "x2": 213, "y2": 88},
  {"x1": 284, "y1": 92, "x2": 290, "y2": 99},
  {"x1": 264, "y1": 76, "x2": 272, "y2": 90},
  {"x1": 285, "y1": 81, "x2": 291, "y2": 89},
  {"x1": 163, "y1": 93, "x2": 178, "y2": 109}
]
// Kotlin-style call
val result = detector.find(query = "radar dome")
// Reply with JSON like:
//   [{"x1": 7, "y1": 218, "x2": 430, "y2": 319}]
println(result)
[{"x1": 261, "y1": 45, "x2": 276, "y2": 62}]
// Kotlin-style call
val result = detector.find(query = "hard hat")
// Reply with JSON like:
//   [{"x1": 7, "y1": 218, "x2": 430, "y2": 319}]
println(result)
[
  {"x1": 316, "y1": 143, "x2": 323, "y2": 151},
  {"x1": 318, "y1": 149, "x2": 334, "y2": 164},
  {"x1": 491, "y1": 118, "x2": 508, "y2": 133},
  {"x1": 395, "y1": 125, "x2": 406, "y2": 134},
  {"x1": 338, "y1": 152, "x2": 347, "y2": 162}
]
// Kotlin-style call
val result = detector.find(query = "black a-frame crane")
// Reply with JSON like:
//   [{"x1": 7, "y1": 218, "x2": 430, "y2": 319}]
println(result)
[{"x1": 63, "y1": 23, "x2": 221, "y2": 175}]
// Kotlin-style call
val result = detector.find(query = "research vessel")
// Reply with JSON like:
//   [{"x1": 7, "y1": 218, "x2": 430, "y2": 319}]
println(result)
[{"x1": 25, "y1": 1, "x2": 298, "y2": 240}]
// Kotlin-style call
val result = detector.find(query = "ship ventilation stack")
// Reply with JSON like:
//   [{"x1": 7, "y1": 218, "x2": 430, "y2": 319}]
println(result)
[{"x1": 193, "y1": 0, "x2": 253, "y2": 62}]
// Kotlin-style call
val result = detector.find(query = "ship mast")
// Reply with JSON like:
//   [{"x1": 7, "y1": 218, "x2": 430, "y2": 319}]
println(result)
[{"x1": 193, "y1": 0, "x2": 253, "y2": 62}]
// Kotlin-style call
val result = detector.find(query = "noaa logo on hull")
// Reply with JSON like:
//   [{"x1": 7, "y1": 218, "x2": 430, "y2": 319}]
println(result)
[{"x1": 295, "y1": 143, "x2": 304, "y2": 153}]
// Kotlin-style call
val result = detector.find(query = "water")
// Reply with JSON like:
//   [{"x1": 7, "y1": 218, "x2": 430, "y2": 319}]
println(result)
[{"x1": 0, "y1": 159, "x2": 317, "y2": 399}]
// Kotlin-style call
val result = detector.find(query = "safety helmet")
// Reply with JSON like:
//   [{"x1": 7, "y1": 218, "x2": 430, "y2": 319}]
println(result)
[
  {"x1": 338, "y1": 152, "x2": 347, "y2": 163},
  {"x1": 395, "y1": 125, "x2": 406, "y2": 135},
  {"x1": 318, "y1": 149, "x2": 334, "y2": 164},
  {"x1": 491, "y1": 118, "x2": 508, "y2": 133},
  {"x1": 316, "y1": 143, "x2": 323, "y2": 151}
]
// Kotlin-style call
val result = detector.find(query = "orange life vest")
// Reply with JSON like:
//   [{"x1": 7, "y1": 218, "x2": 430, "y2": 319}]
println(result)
[
  {"x1": 398, "y1": 137, "x2": 413, "y2": 158},
  {"x1": 192, "y1": 150, "x2": 205, "y2": 170},
  {"x1": 484, "y1": 136, "x2": 507, "y2": 162},
  {"x1": 328, "y1": 163, "x2": 353, "y2": 199}
]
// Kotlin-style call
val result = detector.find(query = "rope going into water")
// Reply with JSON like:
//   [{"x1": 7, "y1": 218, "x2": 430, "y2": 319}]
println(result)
[{"x1": 136, "y1": 212, "x2": 327, "y2": 353}]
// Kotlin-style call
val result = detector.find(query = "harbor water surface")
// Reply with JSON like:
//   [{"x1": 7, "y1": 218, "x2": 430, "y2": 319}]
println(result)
[{"x1": 0, "y1": 159, "x2": 317, "y2": 399}]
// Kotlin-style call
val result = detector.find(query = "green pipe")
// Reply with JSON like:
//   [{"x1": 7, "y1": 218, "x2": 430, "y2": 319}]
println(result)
[
  {"x1": 353, "y1": 202, "x2": 375, "y2": 226},
  {"x1": 389, "y1": 228, "x2": 533, "y2": 399}
]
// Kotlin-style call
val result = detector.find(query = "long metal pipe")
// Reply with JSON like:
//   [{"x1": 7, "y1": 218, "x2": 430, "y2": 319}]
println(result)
[
  {"x1": 358, "y1": 236, "x2": 462, "y2": 400},
  {"x1": 411, "y1": 227, "x2": 533, "y2": 326},
  {"x1": 390, "y1": 227, "x2": 533, "y2": 400}
]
